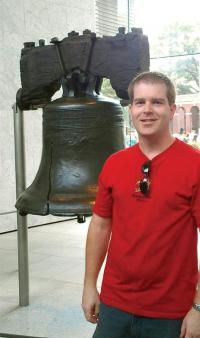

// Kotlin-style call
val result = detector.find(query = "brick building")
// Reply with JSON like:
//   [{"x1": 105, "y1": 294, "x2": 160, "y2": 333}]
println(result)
[{"x1": 172, "y1": 93, "x2": 200, "y2": 134}]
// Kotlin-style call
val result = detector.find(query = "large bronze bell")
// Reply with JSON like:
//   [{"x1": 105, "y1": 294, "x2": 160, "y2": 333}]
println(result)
[
  {"x1": 15, "y1": 29, "x2": 149, "y2": 222},
  {"x1": 15, "y1": 95, "x2": 125, "y2": 220}
]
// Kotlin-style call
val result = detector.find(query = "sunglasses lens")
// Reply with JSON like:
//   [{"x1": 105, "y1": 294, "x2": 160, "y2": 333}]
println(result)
[
  {"x1": 139, "y1": 161, "x2": 151, "y2": 195},
  {"x1": 141, "y1": 161, "x2": 150, "y2": 174},
  {"x1": 139, "y1": 179, "x2": 149, "y2": 195}
]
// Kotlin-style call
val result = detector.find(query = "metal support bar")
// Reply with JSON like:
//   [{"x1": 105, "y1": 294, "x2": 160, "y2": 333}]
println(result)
[
  {"x1": 13, "y1": 103, "x2": 29, "y2": 306},
  {"x1": 127, "y1": 0, "x2": 130, "y2": 32}
]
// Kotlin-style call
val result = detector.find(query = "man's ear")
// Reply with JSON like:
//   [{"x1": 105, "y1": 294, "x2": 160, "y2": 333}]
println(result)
[
  {"x1": 128, "y1": 104, "x2": 133, "y2": 121},
  {"x1": 170, "y1": 103, "x2": 176, "y2": 120}
]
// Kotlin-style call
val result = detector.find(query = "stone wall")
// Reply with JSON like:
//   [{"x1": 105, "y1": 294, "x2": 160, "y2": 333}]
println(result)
[{"x1": 0, "y1": 0, "x2": 95, "y2": 233}]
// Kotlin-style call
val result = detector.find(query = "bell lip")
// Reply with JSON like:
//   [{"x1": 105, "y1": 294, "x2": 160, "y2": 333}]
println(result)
[{"x1": 15, "y1": 206, "x2": 92, "y2": 217}]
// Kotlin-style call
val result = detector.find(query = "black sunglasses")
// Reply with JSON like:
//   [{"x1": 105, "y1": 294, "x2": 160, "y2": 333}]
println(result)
[{"x1": 139, "y1": 161, "x2": 151, "y2": 196}]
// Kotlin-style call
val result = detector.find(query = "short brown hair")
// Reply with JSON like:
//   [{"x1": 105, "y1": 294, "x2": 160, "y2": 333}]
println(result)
[{"x1": 128, "y1": 71, "x2": 176, "y2": 105}]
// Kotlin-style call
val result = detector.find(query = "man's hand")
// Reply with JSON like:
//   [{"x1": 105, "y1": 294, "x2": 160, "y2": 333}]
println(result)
[
  {"x1": 180, "y1": 308, "x2": 200, "y2": 338},
  {"x1": 82, "y1": 285, "x2": 100, "y2": 324}
]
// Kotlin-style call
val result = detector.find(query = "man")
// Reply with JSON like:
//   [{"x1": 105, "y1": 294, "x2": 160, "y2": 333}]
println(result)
[{"x1": 82, "y1": 72, "x2": 200, "y2": 338}]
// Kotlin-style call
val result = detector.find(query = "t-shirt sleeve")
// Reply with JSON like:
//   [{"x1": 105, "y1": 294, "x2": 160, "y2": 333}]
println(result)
[
  {"x1": 191, "y1": 175, "x2": 200, "y2": 228},
  {"x1": 92, "y1": 160, "x2": 113, "y2": 218}
]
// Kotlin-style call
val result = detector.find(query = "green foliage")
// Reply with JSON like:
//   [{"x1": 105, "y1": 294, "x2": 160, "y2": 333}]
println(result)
[
  {"x1": 151, "y1": 22, "x2": 200, "y2": 56},
  {"x1": 151, "y1": 22, "x2": 200, "y2": 95},
  {"x1": 191, "y1": 142, "x2": 200, "y2": 150},
  {"x1": 100, "y1": 78, "x2": 117, "y2": 99}
]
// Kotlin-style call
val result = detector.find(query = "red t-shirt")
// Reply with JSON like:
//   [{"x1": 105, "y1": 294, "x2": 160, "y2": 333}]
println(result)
[{"x1": 93, "y1": 139, "x2": 200, "y2": 319}]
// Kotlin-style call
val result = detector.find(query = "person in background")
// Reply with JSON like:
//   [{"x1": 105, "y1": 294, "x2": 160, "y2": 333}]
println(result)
[{"x1": 82, "y1": 71, "x2": 200, "y2": 338}]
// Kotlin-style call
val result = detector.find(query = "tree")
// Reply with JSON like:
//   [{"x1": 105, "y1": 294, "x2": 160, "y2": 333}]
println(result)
[
  {"x1": 150, "y1": 23, "x2": 200, "y2": 94},
  {"x1": 100, "y1": 78, "x2": 118, "y2": 99}
]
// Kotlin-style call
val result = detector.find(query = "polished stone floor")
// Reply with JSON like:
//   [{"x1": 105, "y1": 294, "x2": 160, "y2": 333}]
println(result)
[
  {"x1": 0, "y1": 217, "x2": 102, "y2": 338},
  {"x1": 1, "y1": 217, "x2": 199, "y2": 338}
]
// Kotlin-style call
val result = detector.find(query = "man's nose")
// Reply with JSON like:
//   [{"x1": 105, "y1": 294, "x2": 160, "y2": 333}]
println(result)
[{"x1": 143, "y1": 101, "x2": 153, "y2": 112}]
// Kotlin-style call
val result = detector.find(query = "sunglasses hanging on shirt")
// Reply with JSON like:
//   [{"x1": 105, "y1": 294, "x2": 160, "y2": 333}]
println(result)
[{"x1": 134, "y1": 161, "x2": 151, "y2": 196}]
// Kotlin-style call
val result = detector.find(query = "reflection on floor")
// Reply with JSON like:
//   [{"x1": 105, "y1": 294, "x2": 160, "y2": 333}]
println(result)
[{"x1": 0, "y1": 217, "x2": 102, "y2": 338}]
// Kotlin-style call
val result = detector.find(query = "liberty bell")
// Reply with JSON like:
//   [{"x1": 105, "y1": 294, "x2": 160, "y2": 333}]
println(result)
[{"x1": 15, "y1": 28, "x2": 149, "y2": 222}]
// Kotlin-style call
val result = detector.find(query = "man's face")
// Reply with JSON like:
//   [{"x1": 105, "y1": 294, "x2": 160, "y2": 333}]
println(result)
[{"x1": 129, "y1": 82, "x2": 176, "y2": 139}]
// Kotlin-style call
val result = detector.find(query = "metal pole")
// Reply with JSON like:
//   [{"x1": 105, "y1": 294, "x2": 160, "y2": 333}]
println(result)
[
  {"x1": 127, "y1": 0, "x2": 130, "y2": 32},
  {"x1": 13, "y1": 103, "x2": 29, "y2": 306}
]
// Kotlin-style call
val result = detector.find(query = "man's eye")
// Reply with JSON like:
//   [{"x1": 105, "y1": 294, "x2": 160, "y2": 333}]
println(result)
[
  {"x1": 135, "y1": 101, "x2": 144, "y2": 105},
  {"x1": 153, "y1": 101, "x2": 163, "y2": 105}
]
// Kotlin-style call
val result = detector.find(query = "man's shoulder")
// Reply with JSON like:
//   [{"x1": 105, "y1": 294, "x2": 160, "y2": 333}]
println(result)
[
  {"x1": 175, "y1": 139, "x2": 200, "y2": 159},
  {"x1": 106, "y1": 144, "x2": 138, "y2": 163},
  {"x1": 100, "y1": 145, "x2": 138, "y2": 174}
]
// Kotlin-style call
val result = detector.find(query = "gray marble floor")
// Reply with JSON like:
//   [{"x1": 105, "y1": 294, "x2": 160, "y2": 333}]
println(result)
[{"x1": 0, "y1": 217, "x2": 102, "y2": 338}]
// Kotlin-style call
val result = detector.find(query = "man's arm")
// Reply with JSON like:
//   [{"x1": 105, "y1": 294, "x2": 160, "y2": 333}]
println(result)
[
  {"x1": 82, "y1": 213, "x2": 112, "y2": 323},
  {"x1": 180, "y1": 276, "x2": 200, "y2": 338}
]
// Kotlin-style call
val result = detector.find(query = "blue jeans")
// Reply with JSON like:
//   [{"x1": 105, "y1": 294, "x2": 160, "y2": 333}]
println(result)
[{"x1": 93, "y1": 303, "x2": 183, "y2": 338}]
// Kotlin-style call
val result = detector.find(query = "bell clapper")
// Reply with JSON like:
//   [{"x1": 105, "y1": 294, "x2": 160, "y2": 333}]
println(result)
[{"x1": 77, "y1": 215, "x2": 86, "y2": 223}]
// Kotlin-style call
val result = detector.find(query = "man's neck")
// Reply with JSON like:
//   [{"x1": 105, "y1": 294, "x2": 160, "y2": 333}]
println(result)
[{"x1": 138, "y1": 134, "x2": 175, "y2": 160}]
